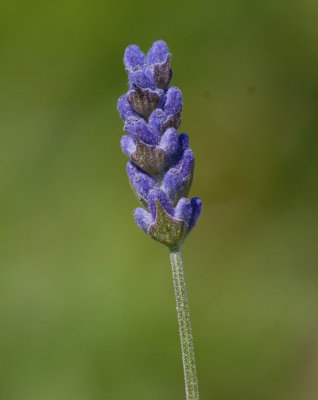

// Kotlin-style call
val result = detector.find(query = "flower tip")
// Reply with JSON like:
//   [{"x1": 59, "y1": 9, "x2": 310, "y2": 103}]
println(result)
[
  {"x1": 124, "y1": 44, "x2": 145, "y2": 71},
  {"x1": 152, "y1": 39, "x2": 169, "y2": 51},
  {"x1": 147, "y1": 40, "x2": 169, "y2": 63}
]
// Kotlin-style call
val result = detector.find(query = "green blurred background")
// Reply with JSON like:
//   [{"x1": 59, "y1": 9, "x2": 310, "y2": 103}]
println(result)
[{"x1": 1, "y1": 0, "x2": 318, "y2": 399}]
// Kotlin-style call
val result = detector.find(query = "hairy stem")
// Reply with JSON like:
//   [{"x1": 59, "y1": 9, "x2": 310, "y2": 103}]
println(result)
[{"x1": 169, "y1": 246, "x2": 200, "y2": 400}]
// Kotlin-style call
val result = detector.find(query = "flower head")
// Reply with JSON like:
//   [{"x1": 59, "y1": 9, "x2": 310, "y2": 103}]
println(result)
[{"x1": 118, "y1": 40, "x2": 202, "y2": 247}]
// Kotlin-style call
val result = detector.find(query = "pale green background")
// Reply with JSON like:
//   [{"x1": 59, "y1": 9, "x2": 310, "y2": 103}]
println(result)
[{"x1": 1, "y1": 0, "x2": 318, "y2": 399}]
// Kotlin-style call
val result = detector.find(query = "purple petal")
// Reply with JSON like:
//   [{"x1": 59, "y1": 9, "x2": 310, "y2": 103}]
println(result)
[
  {"x1": 148, "y1": 189, "x2": 174, "y2": 220},
  {"x1": 120, "y1": 135, "x2": 136, "y2": 158},
  {"x1": 124, "y1": 116, "x2": 159, "y2": 145},
  {"x1": 134, "y1": 208, "x2": 153, "y2": 233},
  {"x1": 174, "y1": 198, "x2": 192, "y2": 225},
  {"x1": 189, "y1": 197, "x2": 202, "y2": 229},
  {"x1": 124, "y1": 45, "x2": 145, "y2": 72}
]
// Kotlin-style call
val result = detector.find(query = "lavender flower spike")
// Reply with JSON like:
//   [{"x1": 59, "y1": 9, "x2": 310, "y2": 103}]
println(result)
[
  {"x1": 118, "y1": 40, "x2": 202, "y2": 248},
  {"x1": 117, "y1": 41, "x2": 202, "y2": 400}
]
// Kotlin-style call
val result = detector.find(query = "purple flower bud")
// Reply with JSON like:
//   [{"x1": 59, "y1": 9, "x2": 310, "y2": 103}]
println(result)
[
  {"x1": 117, "y1": 94, "x2": 138, "y2": 120},
  {"x1": 134, "y1": 207, "x2": 152, "y2": 233},
  {"x1": 164, "y1": 87, "x2": 182, "y2": 119},
  {"x1": 162, "y1": 149, "x2": 194, "y2": 205},
  {"x1": 159, "y1": 128, "x2": 180, "y2": 164},
  {"x1": 120, "y1": 134, "x2": 136, "y2": 158},
  {"x1": 174, "y1": 198, "x2": 192, "y2": 224},
  {"x1": 147, "y1": 40, "x2": 169, "y2": 66},
  {"x1": 148, "y1": 109, "x2": 165, "y2": 134},
  {"x1": 126, "y1": 162, "x2": 156, "y2": 207},
  {"x1": 124, "y1": 45, "x2": 145, "y2": 72},
  {"x1": 147, "y1": 40, "x2": 172, "y2": 89}
]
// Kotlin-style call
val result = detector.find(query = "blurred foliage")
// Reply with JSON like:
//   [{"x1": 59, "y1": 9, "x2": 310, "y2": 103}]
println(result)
[{"x1": 1, "y1": 0, "x2": 318, "y2": 399}]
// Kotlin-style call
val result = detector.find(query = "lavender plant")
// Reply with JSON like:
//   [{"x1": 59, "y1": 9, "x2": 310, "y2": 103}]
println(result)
[{"x1": 117, "y1": 40, "x2": 202, "y2": 400}]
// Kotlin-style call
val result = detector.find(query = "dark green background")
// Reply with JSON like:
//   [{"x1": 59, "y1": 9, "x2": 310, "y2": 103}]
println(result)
[{"x1": 1, "y1": 0, "x2": 318, "y2": 399}]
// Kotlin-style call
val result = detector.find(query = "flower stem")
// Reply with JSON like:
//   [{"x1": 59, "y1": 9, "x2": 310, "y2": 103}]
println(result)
[{"x1": 169, "y1": 245, "x2": 200, "y2": 400}]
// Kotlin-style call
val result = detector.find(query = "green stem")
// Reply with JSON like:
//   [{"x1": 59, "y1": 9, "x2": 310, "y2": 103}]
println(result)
[{"x1": 169, "y1": 245, "x2": 200, "y2": 400}]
